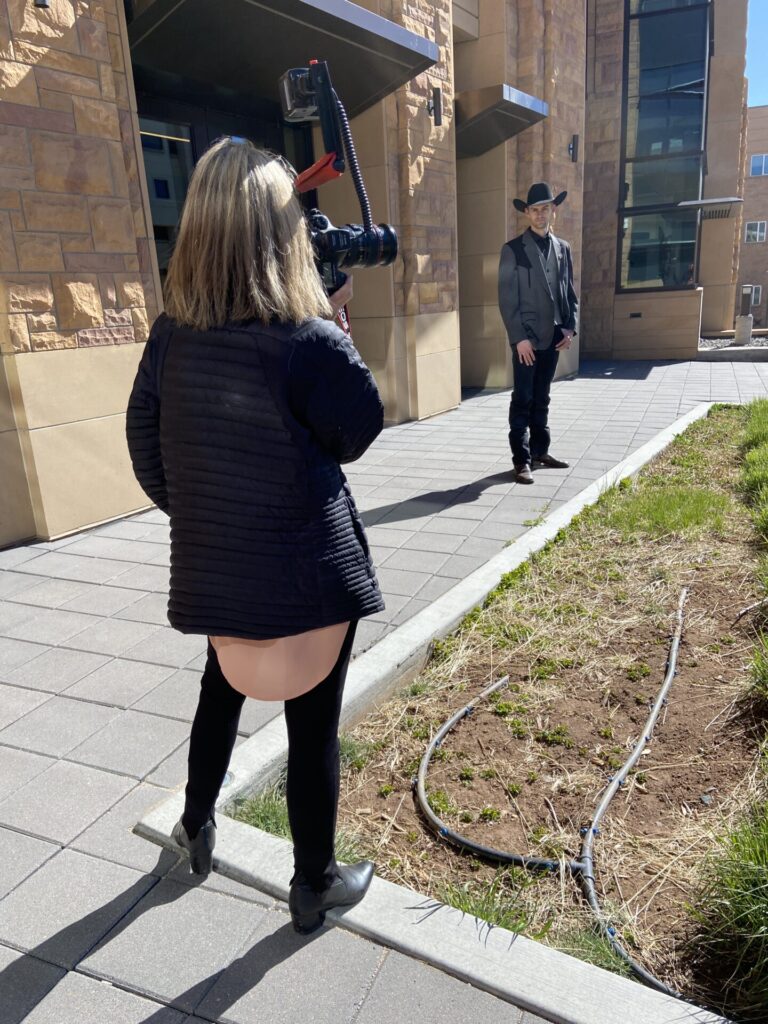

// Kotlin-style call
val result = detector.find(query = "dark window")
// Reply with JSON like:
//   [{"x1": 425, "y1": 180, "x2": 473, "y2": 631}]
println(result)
[
  {"x1": 619, "y1": 210, "x2": 698, "y2": 289},
  {"x1": 141, "y1": 133, "x2": 163, "y2": 151},
  {"x1": 154, "y1": 178, "x2": 171, "y2": 199},
  {"x1": 618, "y1": 0, "x2": 710, "y2": 290}
]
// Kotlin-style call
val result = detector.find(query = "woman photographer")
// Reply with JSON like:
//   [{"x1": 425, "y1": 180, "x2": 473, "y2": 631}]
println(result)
[{"x1": 126, "y1": 137, "x2": 384, "y2": 934}]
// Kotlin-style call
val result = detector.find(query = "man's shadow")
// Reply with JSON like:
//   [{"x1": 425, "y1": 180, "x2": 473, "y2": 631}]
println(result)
[
  {"x1": 362, "y1": 471, "x2": 513, "y2": 527},
  {"x1": 0, "y1": 849, "x2": 322, "y2": 1023}
]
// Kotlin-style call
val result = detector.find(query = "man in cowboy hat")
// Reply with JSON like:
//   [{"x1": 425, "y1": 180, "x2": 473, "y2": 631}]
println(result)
[{"x1": 498, "y1": 182, "x2": 578, "y2": 484}]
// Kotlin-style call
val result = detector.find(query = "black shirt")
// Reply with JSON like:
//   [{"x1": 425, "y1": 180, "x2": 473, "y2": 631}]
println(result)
[{"x1": 529, "y1": 228, "x2": 551, "y2": 259}]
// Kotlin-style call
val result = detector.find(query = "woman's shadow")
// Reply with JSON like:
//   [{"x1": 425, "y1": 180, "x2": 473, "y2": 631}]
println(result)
[
  {"x1": 361, "y1": 471, "x2": 513, "y2": 527},
  {"x1": 1, "y1": 849, "x2": 323, "y2": 1023}
]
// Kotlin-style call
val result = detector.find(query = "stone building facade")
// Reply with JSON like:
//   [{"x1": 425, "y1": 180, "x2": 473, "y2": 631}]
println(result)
[
  {"x1": 0, "y1": 0, "x2": 749, "y2": 546},
  {"x1": 736, "y1": 105, "x2": 768, "y2": 327}
]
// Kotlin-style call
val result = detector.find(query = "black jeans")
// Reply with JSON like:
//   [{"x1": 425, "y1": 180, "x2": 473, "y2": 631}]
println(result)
[
  {"x1": 182, "y1": 622, "x2": 358, "y2": 891},
  {"x1": 508, "y1": 328, "x2": 562, "y2": 467}
]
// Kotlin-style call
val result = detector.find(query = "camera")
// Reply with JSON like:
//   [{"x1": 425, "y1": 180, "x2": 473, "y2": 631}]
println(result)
[
  {"x1": 308, "y1": 211, "x2": 398, "y2": 292},
  {"x1": 279, "y1": 61, "x2": 398, "y2": 297}
]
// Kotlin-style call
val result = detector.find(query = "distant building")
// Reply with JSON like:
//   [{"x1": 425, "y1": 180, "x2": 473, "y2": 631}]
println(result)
[{"x1": 736, "y1": 105, "x2": 768, "y2": 326}]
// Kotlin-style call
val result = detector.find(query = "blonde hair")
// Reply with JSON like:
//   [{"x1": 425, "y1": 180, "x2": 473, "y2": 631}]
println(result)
[{"x1": 164, "y1": 137, "x2": 332, "y2": 330}]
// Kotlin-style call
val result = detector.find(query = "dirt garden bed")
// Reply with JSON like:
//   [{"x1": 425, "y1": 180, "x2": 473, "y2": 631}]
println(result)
[{"x1": 329, "y1": 405, "x2": 767, "y2": 1016}]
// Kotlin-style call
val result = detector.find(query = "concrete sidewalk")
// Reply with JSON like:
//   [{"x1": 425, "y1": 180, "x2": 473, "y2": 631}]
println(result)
[{"x1": 0, "y1": 358, "x2": 764, "y2": 1022}]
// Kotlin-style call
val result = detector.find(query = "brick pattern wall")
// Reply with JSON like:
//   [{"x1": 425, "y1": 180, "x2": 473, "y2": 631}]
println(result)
[
  {"x1": 0, "y1": 0, "x2": 160, "y2": 357},
  {"x1": 369, "y1": 0, "x2": 459, "y2": 322},
  {"x1": 736, "y1": 106, "x2": 768, "y2": 327}
]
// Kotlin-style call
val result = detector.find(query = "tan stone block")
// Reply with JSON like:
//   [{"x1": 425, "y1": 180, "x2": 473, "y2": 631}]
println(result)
[
  {"x1": 34, "y1": 66, "x2": 101, "y2": 97},
  {"x1": 27, "y1": 311, "x2": 57, "y2": 332},
  {"x1": 107, "y1": 30, "x2": 124, "y2": 72},
  {"x1": 30, "y1": 132, "x2": 113, "y2": 195},
  {"x1": 88, "y1": 197, "x2": 134, "y2": 252},
  {"x1": 105, "y1": 12, "x2": 118, "y2": 34},
  {"x1": 2, "y1": 275, "x2": 55, "y2": 313},
  {"x1": 114, "y1": 274, "x2": 143, "y2": 307},
  {"x1": 0, "y1": 60, "x2": 39, "y2": 107},
  {"x1": 77, "y1": 324, "x2": 133, "y2": 345},
  {"x1": 9, "y1": 209, "x2": 24, "y2": 232},
  {"x1": 0, "y1": 124, "x2": 30, "y2": 168},
  {"x1": 52, "y1": 274, "x2": 103, "y2": 328},
  {"x1": 7, "y1": 0, "x2": 79, "y2": 54},
  {"x1": 23, "y1": 192, "x2": 90, "y2": 235},
  {"x1": 77, "y1": 17, "x2": 110, "y2": 61},
  {"x1": 0, "y1": 189, "x2": 20, "y2": 210},
  {"x1": 99, "y1": 273, "x2": 116, "y2": 306},
  {"x1": 106, "y1": 140, "x2": 129, "y2": 198},
  {"x1": 72, "y1": 95, "x2": 120, "y2": 140},
  {"x1": 91, "y1": 4, "x2": 106, "y2": 23},
  {"x1": 0, "y1": 4, "x2": 12, "y2": 62},
  {"x1": 61, "y1": 233, "x2": 93, "y2": 252},
  {"x1": 31, "y1": 330, "x2": 77, "y2": 351},
  {"x1": 16, "y1": 233, "x2": 64, "y2": 273},
  {"x1": 64, "y1": 251, "x2": 124, "y2": 272},
  {"x1": 113, "y1": 70, "x2": 128, "y2": 109},
  {"x1": 0, "y1": 210, "x2": 18, "y2": 271},
  {"x1": 122, "y1": 254, "x2": 139, "y2": 271},
  {"x1": 14, "y1": 40, "x2": 97, "y2": 79},
  {"x1": 38, "y1": 88, "x2": 74, "y2": 113},
  {"x1": 131, "y1": 305, "x2": 148, "y2": 342},
  {"x1": 4, "y1": 313, "x2": 29, "y2": 353},
  {"x1": 98, "y1": 62, "x2": 115, "y2": 100},
  {"x1": 103, "y1": 306, "x2": 132, "y2": 326}
]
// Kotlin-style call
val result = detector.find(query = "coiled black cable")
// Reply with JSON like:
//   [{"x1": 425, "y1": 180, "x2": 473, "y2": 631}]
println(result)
[
  {"x1": 334, "y1": 93, "x2": 373, "y2": 231},
  {"x1": 415, "y1": 589, "x2": 691, "y2": 1000}
]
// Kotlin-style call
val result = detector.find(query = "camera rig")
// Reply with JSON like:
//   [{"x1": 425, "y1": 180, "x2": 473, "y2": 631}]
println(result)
[{"x1": 279, "y1": 61, "x2": 397, "y2": 327}]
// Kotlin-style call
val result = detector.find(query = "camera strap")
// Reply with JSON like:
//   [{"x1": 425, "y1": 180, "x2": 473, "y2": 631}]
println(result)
[{"x1": 336, "y1": 305, "x2": 351, "y2": 335}]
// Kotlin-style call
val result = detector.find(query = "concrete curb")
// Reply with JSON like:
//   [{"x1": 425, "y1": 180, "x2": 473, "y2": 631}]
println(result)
[
  {"x1": 698, "y1": 346, "x2": 768, "y2": 361},
  {"x1": 134, "y1": 401, "x2": 722, "y2": 1024},
  {"x1": 135, "y1": 799, "x2": 726, "y2": 1024}
]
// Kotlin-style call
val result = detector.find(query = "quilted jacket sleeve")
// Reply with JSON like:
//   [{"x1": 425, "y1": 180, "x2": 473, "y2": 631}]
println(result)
[
  {"x1": 289, "y1": 320, "x2": 384, "y2": 464},
  {"x1": 125, "y1": 316, "x2": 170, "y2": 514}
]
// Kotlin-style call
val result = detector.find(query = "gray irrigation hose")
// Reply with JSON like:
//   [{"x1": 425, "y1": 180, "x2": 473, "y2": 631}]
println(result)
[{"x1": 415, "y1": 588, "x2": 690, "y2": 1000}]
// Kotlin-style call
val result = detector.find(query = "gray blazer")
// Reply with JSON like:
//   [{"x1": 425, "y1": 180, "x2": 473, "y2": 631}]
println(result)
[{"x1": 498, "y1": 229, "x2": 579, "y2": 351}]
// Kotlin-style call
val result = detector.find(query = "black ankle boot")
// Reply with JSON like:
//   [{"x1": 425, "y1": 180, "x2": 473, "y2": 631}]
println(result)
[
  {"x1": 289, "y1": 861, "x2": 375, "y2": 935},
  {"x1": 172, "y1": 817, "x2": 216, "y2": 876}
]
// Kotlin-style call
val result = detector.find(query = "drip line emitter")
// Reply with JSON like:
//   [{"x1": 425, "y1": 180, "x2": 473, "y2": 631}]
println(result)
[{"x1": 414, "y1": 588, "x2": 690, "y2": 1000}]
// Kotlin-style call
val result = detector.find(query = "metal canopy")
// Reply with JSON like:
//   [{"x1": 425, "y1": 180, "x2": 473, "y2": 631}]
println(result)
[
  {"x1": 127, "y1": 0, "x2": 438, "y2": 120},
  {"x1": 455, "y1": 85, "x2": 548, "y2": 158}
]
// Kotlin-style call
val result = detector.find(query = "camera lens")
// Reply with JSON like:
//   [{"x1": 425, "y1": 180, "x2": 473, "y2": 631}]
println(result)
[{"x1": 344, "y1": 224, "x2": 397, "y2": 268}]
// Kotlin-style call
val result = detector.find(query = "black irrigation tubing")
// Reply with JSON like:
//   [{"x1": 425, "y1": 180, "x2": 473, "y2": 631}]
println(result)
[{"x1": 414, "y1": 588, "x2": 690, "y2": 1000}]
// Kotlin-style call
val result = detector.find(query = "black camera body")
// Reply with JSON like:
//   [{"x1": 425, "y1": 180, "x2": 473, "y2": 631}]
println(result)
[
  {"x1": 279, "y1": 61, "x2": 397, "y2": 298},
  {"x1": 308, "y1": 211, "x2": 398, "y2": 292}
]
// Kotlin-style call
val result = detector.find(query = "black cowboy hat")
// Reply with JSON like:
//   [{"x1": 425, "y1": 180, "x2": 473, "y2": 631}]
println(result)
[{"x1": 513, "y1": 182, "x2": 568, "y2": 213}]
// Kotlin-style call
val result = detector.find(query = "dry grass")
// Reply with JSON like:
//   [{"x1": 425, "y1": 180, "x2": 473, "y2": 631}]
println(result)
[{"x1": 336, "y1": 406, "x2": 768, "y2": 1003}]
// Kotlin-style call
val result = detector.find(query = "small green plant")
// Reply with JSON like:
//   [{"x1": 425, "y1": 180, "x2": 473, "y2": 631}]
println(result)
[
  {"x1": 556, "y1": 927, "x2": 632, "y2": 978},
  {"x1": 480, "y1": 767, "x2": 496, "y2": 780},
  {"x1": 535, "y1": 724, "x2": 573, "y2": 748},
  {"x1": 598, "y1": 726, "x2": 614, "y2": 740},
  {"x1": 492, "y1": 700, "x2": 517, "y2": 717},
  {"x1": 339, "y1": 735, "x2": 378, "y2": 773},
  {"x1": 479, "y1": 806, "x2": 501, "y2": 822},
  {"x1": 233, "y1": 785, "x2": 290, "y2": 838},
  {"x1": 460, "y1": 810, "x2": 473, "y2": 823},
  {"x1": 526, "y1": 770, "x2": 539, "y2": 783},
  {"x1": 407, "y1": 680, "x2": 428, "y2": 697},
  {"x1": 378, "y1": 784, "x2": 394, "y2": 798},
  {"x1": 506, "y1": 781, "x2": 522, "y2": 797},
  {"x1": 427, "y1": 789, "x2": 456, "y2": 817},
  {"x1": 437, "y1": 870, "x2": 550, "y2": 937},
  {"x1": 459, "y1": 766, "x2": 475, "y2": 784},
  {"x1": 626, "y1": 662, "x2": 651, "y2": 682},
  {"x1": 507, "y1": 718, "x2": 527, "y2": 739}
]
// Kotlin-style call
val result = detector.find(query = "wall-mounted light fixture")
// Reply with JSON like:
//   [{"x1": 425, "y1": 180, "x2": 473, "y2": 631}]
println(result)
[
  {"x1": 568, "y1": 134, "x2": 579, "y2": 163},
  {"x1": 427, "y1": 86, "x2": 442, "y2": 127},
  {"x1": 34, "y1": 0, "x2": 51, "y2": 7}
]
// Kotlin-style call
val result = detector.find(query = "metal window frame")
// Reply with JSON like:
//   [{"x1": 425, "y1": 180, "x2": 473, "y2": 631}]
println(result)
[
  {"x1": 754, "y1": 285, "x2": 763, "y2": 308},
  {"x1": 750, "y1": 154, "x2": 768, "y2": 177},
  {"x1": 616, "y1": 0, "x2": 712, "y2": 294},
  {"x1": 745, "y1": 221, "x2": 768, "y2": 243}
]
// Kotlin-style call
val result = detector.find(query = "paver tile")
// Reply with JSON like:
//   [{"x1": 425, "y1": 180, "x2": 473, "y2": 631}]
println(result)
[
  {"x1": 6, "y1": 578, "x2": 94, "y2": 609},
  {"x1": 122, "y1": 628, "x2": 206, "y2": 668},
  {"x1": 0, "y1": 849, "x2": 156, "y2": 969},
  {"x1": 0, "y1": 683, "x2": 51, "y2": 731},
  {"x1": 61, "y1": 585, "x2": 148, "y2": 617},
  {"x1": 4, "y1": 647, "x2": 110, "y2": 694},
  {"x1": 19, "y1": 552, "x2": 137, "y2": 584},
  {"x1": 0, "y1": 547, "x2": 44, "y2": 570},
  {"x1": 80, "y1": 880, "x2": 267, "y2": 1013},
  {"x1": 0, "y1": 638, "x2": 49, "y2": 677},
  {"x1": 0, "y1": 696, "x2": 120, "y2": 758},
  {"x1": 375, "y1": 567, "x2": 431, "y2": 597},
  {"x1": 113, "y1": 592, "x2": 170, "y2": 624},
  {"x1": 67, "y1": 710, "x2": 189, "y2": 780},
  {"x1": 0, "y1": 604, "x2": 97, "y2": 646},
  {"x1": 0, "y1": 827, "x2": 59, "y2": 899},
  {"x1": 71, "y1": 782, "x2": 177, "y2": 876},
  {"x1": 196, "y1": 908, "x2": 383, "y2": 1024},
  {"x1": 65, "y1": 658, "x2": 175, "y2": 708},
  {"x1": 60, "y1": 618, "x2": 162, "y2": 657},
  {"x1": 355, "y1": 951, "x2": 523, "y2": 1024},
  {"x1": 0, "y1": 760, "x2": 134, "y2": 844},
  {"x1": 63, "y1": 537, "x2": 167, "y2": 564},
  {"x1": 20, "y1": 971, "x2": 185, "y2": 1024},
  {"x1": 0, "y1": 571, "x2": 40, "y2": 600},
  {"x1": 0, "y1": 747, "x2": 54, "y2": 802},
  {"x1": 0, "y1": 943, "x2": 65, "y2": 1024},
  {"x1": 107, "y1": 564, "x2": 169, "y2": 593},
  {"x1": 380, "y1": 547, "x2": 449, "y2": 574}
]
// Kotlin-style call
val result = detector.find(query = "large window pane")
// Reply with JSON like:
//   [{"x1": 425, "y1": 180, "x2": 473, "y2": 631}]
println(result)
[
  {"x1": 619, "y1": 210, "x2": 698, "y2": 289},
  {"x1": 630, "y1": 0, "x2": 707, "y2": 12},
  {"x1": 138, "y1": 118, "x2": 195, "y2": 278},
  {"x1": 628, "y1": 9, "x2": 708, "y2": 92},
  {"x1": 626, "y1": 94, "x2": 705, "y2": 157},
  {"x1": 751, "y1": 154, "x2": 768, "y2": 176},
  {"x1": 623, "y1": 155, "x2": 702, "y2": 206}
]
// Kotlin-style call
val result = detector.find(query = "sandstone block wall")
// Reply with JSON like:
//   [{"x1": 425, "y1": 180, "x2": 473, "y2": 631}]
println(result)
[{"x1": 736, "y1": 105, "x2": 768, "y2": 327}]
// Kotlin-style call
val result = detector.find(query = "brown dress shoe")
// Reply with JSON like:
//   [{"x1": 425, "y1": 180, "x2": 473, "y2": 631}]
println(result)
[
  {"x1": 514, "y1": 463, "x2": 534, "y2": 484},
  {"x1": 532, "y1": 454, "x2": 569, "y2": 469}
]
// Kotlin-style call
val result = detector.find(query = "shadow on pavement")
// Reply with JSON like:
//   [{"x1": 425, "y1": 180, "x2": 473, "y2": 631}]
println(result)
[{"x1": 362, "y1": 471, "x2": 513, "y2": 527}]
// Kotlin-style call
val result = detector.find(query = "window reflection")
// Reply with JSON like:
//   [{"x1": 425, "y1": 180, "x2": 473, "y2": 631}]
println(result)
[
  {"x1": 630, "y1": 0, "x2": 704, "y2": 11},
  {"x1": 624, "y1": 155, "x2": 702, "y2": 206},
  {"x1": 139, "y1": 118, "x2": 195, "y2": 279},
  {"x1": 620, "y1": 211, "x2": 698, "y2": 289}
]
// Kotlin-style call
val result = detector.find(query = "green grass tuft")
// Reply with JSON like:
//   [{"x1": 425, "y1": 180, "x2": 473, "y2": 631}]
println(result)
[
  {"x1": 437, "y1": 870, "x2": 551, "y2": 938},
  {"x1": 606, "y1": 486, "x2": 728, "y2": 538}
]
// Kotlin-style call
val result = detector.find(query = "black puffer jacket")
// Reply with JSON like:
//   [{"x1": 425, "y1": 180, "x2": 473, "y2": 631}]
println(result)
[{"x1": 126, "y1": 313, "x2": 385, "y2": 639}]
